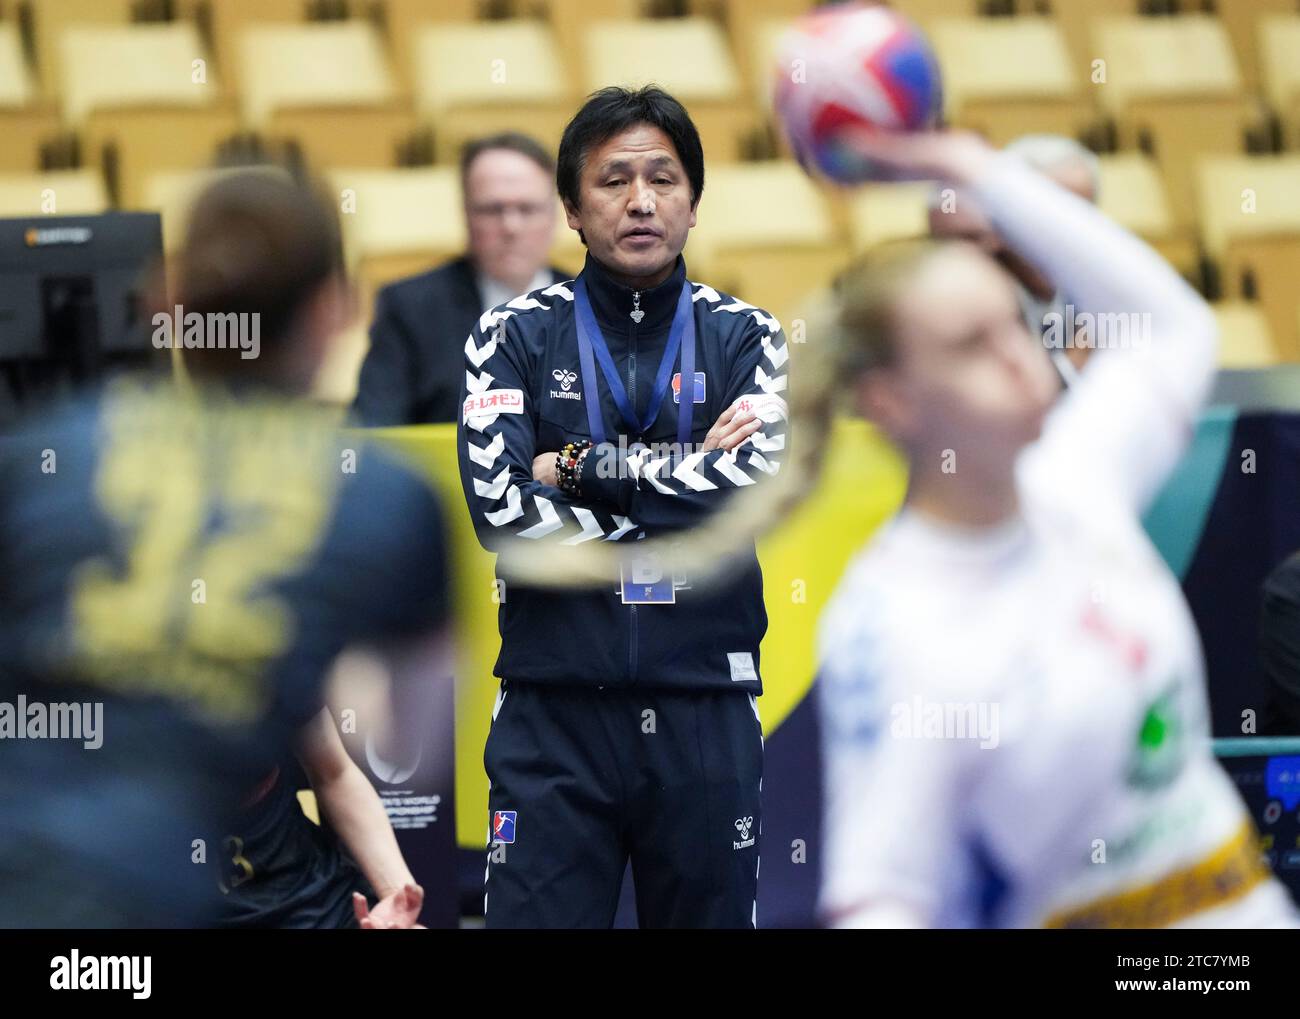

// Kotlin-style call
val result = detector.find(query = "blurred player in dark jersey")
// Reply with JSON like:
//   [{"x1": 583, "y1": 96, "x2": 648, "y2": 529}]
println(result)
[{"x1": 0, "y1": 168, "x2": 451, "y2": 928}]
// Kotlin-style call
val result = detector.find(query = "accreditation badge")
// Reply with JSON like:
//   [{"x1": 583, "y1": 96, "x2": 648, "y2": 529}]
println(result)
[{"x1": 619, "y1": 550, "x2": 676, "y2": 604}]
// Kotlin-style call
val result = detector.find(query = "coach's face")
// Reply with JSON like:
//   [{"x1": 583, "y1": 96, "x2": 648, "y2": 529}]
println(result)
[{"x1": 564, "y1": 123, "x2": 698, "y2": 288}]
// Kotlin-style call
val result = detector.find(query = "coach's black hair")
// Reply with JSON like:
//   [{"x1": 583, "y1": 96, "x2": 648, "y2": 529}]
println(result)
[{"x1": 556, "y1": 85, "x2": 705, "y2": 223}]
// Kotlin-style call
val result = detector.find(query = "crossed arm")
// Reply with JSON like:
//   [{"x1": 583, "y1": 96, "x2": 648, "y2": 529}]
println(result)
[
  {"x1": 529, "y1": 401, "x2": 765, "y2": 486},
  {"x1": 458, "y1": 293, "x2": 790, "y2": 548}
]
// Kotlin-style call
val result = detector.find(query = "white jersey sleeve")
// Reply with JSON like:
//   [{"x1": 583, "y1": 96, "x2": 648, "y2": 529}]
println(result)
[{"x1": 970, "y1": 153, "x2": 1219, "y2": 513}]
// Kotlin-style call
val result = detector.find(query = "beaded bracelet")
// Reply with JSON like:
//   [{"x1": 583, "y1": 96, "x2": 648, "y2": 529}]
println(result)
[{"x1": 555, "y1": 439, "x2": 592, "y2": 497}]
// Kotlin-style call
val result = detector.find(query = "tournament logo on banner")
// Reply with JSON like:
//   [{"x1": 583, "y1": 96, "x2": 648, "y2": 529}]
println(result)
[{"x1": 340, "y1": 667, "x2": 459, "y2": 928}]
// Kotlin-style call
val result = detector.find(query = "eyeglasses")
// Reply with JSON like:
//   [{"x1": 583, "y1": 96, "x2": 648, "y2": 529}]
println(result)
[{"x1": 467, "y1": 202, "x2": 552, "y2": 222}]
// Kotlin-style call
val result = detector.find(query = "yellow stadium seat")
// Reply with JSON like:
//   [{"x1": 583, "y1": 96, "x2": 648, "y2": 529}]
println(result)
[
  {"x1": 427, "y1": 111, "x2": 572, "y2": 170},
  {"x1": 890, "y1": 0, "x2": 994, "y2": 24},
  {"x1": 582, "y1": 18, "x2": 759, "y2": 163},
  {"x1": 413, "y1": 20, "x2": 573, "y2": 164},
  {"x1": 58, "y1": 23, "x2": 236, "y2": 208},
  {"x1": 238, "y1": 21, "x2": 413, "y2": 172},
  {"x1": 379, "y1": 0, "x2": 497, "y2": 91},
  {"x1": 687, "y1": 160, "x2": 846, "y2": 329},
  {"x1": 0, "y1": 168, "x2": 108, "y2": 216},
  {"x1": 0, "y1": 21, "x2": 34, "y2": 108},
  {"x1": 1212, "y1": 301, "x2": 1282, "y2": 369},
  {"x1": 1095, "y1": 152, "x2": 1196, "y2": 277},
  {"x1": 1221, "y1": 236, "x2": 1300, "y2": 362},
  {"x1": 1197, "y1": 155, "x2": 1300, "y2": 264},
  {"x1": 747, "y1": 17, "x2": 794, "y2": 113},
  {"x1": 689, "y1": 162, "x2": 841, "y2": 253},
  {"x1": 852, "y1": 157, "x2": 1196, "y2": 274},
  {"x1": 751, "y1": 15, "x2": 817, "y2": 162},
  {"x1": 265, "y1": 105, "x2": 418, "y2": 174},
  {"x1": 325, "y1": 166, "x2": 466, "y2": 283},
  {"x1": 0, "y1": 21, "x2": 57, "y2": 173},
  {"x1": 1091, "y1": 15, "x2": 1256, "y2": 232},
  {"x1": 188, "y1": 0, "x2": 314, "y2": 95},
  {"x1": 1020, "y1": 0, "x2": 1136, "y2": 81},
  {"x1": 238, "y1": 21, "x2": 398, "y2": 124},
  {"x1": 1258, "y1": 15, "x2": 1300, "y2": 149},
  {"x1": 1198, "y1": 155, "x2": 1300, "y2": 359},
  {"x1": 58, "y1": 22, "x2": 213, "y2": 124},
  {"x1": 697, "y1": 0, "x2": 814, "y2": 91},
  {"x1": 318, "y1": 166, "x2": 466, "y2": 407},
  {"x1": 1091, "y1": 15, "x2": 1246, "y2": 116},
  {"x1": 693, "y1": 0, "x2": 813, "y2": 19},
  {"x1": 930, "y1": 16, "x2": 1096, "y2": 146},
  {"x1": 1214, "y1": 0, "x2": 1299, "y2": 93},
  {"x1": 87, "y1": 106, "x2": 241, "y2": 210},
  {"x1": 847, "y1": 182, "x2": 935, "y2": 254},
  {"x1": 25, "y1": 0, "x2": 135, "y2": 98},
  {"x1": 1097, "y1": 152, "x2": 1170, "y2": 238},
  {"x1": 582, "y1": 17, "x2": 742, "y2": 101},
  {"x1": 544, "y1": 0, "x2": 644, "y2": 93},
  {"x1": 0, "y1": 108, "x2": 63, "y2": 172}
]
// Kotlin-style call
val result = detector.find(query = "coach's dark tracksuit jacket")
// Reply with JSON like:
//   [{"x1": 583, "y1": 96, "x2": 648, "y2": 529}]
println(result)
[{"x1": 456, "y1": 253, "x2": 790, "y2": 692}]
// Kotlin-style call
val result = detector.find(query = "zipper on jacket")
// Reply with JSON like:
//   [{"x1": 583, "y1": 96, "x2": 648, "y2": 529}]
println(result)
[
  {"x1": 627, "y1": 291, "x2": 639, "y2": 417},
  {"x1": 627, "y1": 290, "x2": 639, "y2": 685},
  {"x1": 628, "y1": 603, "x2": 638, "y2": 685}
]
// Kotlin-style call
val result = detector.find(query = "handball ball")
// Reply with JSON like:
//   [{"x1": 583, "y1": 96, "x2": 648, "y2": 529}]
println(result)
[{"x1": 772, "y1": 2, "x2": 942, "y2": 184}]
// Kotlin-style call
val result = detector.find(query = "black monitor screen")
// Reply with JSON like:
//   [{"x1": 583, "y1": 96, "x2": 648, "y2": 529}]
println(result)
[{"x1": 0, "y1": 213, "x2": 163, "y2": 423}]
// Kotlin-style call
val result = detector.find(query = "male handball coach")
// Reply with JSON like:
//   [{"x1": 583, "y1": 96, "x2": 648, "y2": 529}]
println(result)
[{"x1": 457, "y1": 86, "x2": 790, "y2": 928}]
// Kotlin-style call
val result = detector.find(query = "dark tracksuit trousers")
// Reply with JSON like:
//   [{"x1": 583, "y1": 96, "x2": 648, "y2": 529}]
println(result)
[{"x1": 483, "y1": 680, "x2": 763, "y2": 928}]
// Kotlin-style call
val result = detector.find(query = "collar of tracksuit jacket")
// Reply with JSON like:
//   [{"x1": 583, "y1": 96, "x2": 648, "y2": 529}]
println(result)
[
  {"x1": 582, "y1": 251, "x2": 687, "y2": 337},
  {"x1": 579, "y1": 251, "x2": 688, "y2": 433}
]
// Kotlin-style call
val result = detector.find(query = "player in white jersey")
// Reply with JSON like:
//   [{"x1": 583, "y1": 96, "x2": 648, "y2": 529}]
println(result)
[{"x1": 816, "y1": 129, "x2": 1298, "y2": 929}]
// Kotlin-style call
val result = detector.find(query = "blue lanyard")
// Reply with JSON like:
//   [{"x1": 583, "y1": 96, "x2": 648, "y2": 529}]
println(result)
[{"x1": 574, "y1": 276, "x2": 696, "y2": 447}]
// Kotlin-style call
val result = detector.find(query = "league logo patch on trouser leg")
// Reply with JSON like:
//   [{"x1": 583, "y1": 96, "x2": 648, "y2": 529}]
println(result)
[{"x1": 482, "y1": 683, "x2": 628, "y2": 928}]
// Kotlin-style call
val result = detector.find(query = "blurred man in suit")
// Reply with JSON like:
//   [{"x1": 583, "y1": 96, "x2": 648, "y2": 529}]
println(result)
[{"x1": 354, "y1": 132, "x2": 568, "y2": 425}]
